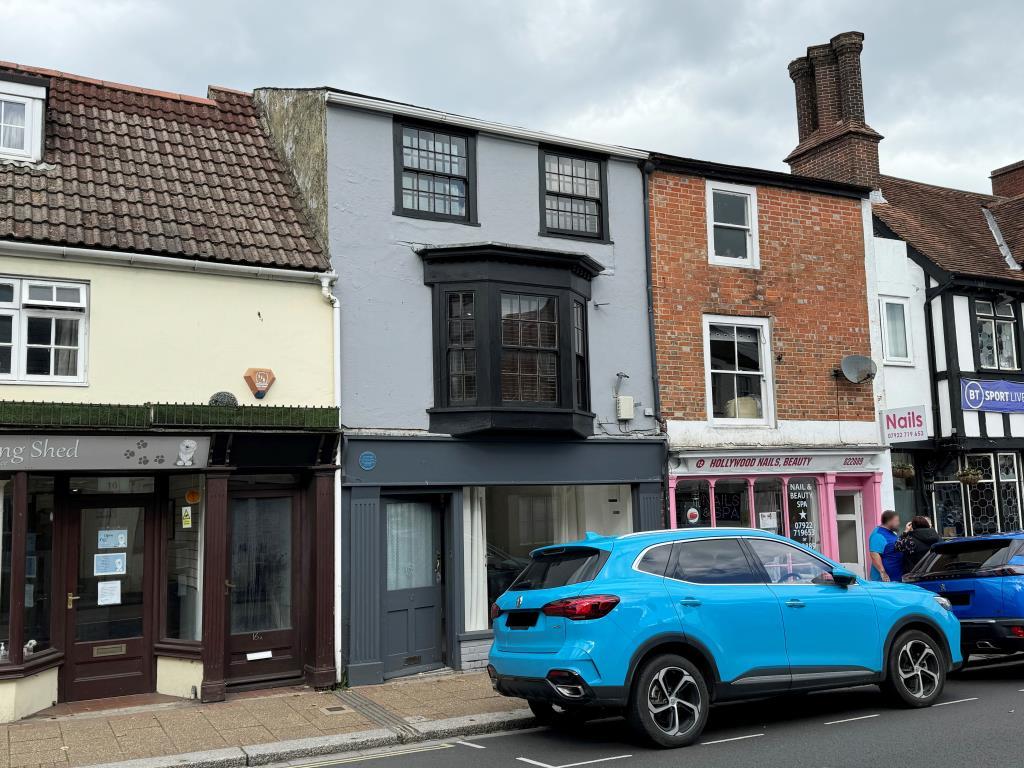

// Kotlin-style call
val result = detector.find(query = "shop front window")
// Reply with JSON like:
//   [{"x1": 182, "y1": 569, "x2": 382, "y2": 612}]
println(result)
[
  {"x1": 891, "y1": 451, "x2": 917, "y2": 518},
  {"x1": 965, "y1": 455, "x2": 999, "y2": 535},
  {"x1": 674, "y1": 480, "x2": 712, "y2": 528},
  {"x1": 753, "y1": 479, "x2": 784, "y2": 535},
  {"x1": 165, "y1": 475, "x2": 204, "y2": 642},
  {"x1": 0, "y1": 476, "x2": 10, "y2": 660},
  {"x1": 481, "y1": 484, "x2": 632, "y2": 623},
  {"x1": 24, "y1": 476, "x2": 54, "y2": 655},
  {"x1": 787, "y1": 478, "x2": 820, "y2": 550},
  {"x1": 997, "y1": 453, "x2": 1022, "y2": 531},
  {"x1": 713, "y1": 480, "x2": 749, "y2": 527}
]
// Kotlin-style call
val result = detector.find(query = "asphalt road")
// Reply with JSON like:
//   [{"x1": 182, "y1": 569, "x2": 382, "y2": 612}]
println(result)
[{"x1": 311, "y1": 657, "x2": 1024, "y2": 768}]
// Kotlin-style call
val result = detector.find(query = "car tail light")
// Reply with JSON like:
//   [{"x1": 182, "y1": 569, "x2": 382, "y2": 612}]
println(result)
[
  {"x1": 490, "y1": 602, "x2": 502, "y2": 621},
  {"x1": 1010, "y1": 626, "x2": 1024, "y2": 639},
  {"x1": 541, "y1": 595, "x2": 620, "y2": 620}
]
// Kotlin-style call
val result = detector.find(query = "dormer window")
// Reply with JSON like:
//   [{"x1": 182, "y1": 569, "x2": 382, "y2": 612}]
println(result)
[{"x1": 0, "y1": 76, "x2": 46, "y2": 163}]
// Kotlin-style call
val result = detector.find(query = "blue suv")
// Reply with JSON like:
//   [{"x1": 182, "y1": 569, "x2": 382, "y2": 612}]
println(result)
[
  {"x1": 487, "y1": 528, "x2": 961, "y2": 747},
  {"x1": 904, "y1": 533, "x2": 1024, "y2": 657}
]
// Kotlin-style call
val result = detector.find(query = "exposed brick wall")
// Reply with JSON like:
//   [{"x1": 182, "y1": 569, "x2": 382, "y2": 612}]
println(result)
[
  {"x1": 648, "y1": 170, "x2": 874, "y2": 423},
  {"x1": 789, "y1": 133, "x2": 881, "y2": 189},
  {"x1": 991, "y1": 160, "x2": 1024, "y2": 198},
  {"x1": 459, "y1": 638, "x2": 492, "y2": 670}
]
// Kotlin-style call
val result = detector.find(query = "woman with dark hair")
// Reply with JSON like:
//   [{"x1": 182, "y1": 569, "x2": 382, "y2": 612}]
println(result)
[{"x1": 897, "y1": 515, "x2": 942, "y2": 572}]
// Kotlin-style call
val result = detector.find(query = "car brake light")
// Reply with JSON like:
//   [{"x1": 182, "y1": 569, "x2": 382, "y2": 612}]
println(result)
[
  {"x1": 541, "y1": 595, "x2": 620, "y2": 620},
  {"x1": 490, "y1": 602, "x2": 502, "y2": 621},
  {"x1": 1010, "y1": 626, "x2": 1024, "y2": 639}
]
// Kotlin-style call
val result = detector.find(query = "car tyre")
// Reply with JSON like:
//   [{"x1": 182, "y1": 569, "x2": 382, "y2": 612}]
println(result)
[
  {"x1": 527, "y1": 700, "x2": 590, "y2": 729},
  {"x1": 882, "y1": 630, "x2": 946, "y2": 708},
  {"x1": 627, "y1": 654, "x2": 709, "y2": 748}
]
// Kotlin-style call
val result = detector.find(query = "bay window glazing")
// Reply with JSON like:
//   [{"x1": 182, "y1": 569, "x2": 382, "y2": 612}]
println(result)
[
  {"x1": 0, "y1": 476, "x2": 10, "y2": 659},
  {"x1": 24, "y1": 476, "x2": 54, "y2": 654},
  {"x1": 165, "y1": 475, "x2": 204, "y2": 641}
]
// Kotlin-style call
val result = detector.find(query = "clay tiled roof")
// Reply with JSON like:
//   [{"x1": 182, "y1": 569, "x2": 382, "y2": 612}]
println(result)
[
  {"x1": 874, "y1": 175, "x2": 1023, "y2": 282},
  {"x1": 990, "y1": 196, "x2": 1024, "y2": 265},
  {"x1": 0, "y1": 62, "x2": 327, "y2": 271}
]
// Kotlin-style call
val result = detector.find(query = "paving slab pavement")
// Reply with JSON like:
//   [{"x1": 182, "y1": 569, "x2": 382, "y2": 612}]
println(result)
[{"x1": 2, "y1": 671, "x2": 529, "y2": 768}]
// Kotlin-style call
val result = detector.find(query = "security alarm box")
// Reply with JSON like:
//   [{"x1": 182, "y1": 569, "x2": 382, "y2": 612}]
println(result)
[{"x1": 615, "y1": 395, "x2": 635, "y2": 421}]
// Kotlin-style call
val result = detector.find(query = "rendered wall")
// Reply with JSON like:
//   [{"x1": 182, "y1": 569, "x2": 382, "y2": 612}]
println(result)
[
  {"x1": 156, "y1": 657, "x2": 202, "y2": 700},
  {"x1": 0, "y1": 255, "x2": 334, "y2": 406},
  {"x1": 0, "y1": 667, "x2": 58, "y2": 723}
]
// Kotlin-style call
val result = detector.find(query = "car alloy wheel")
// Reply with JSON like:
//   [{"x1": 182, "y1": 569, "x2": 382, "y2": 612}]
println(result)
[
  {"x1": 896, "y1": 638, "x2": 940, "y2": 699},
  {"x1": 646, "y1": 666, "x2": 702, "y2": 737}
]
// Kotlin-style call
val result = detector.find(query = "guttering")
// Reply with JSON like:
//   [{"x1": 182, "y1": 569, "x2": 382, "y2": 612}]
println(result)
[
  {"x1": 640, "y1": 160, "x2": 663, "y2": 430},
  {"x1": 0, "y1": 239, "x2": 336, "y2": 285},
  {"x1": 324, "y1": 90, "x2": 648, "y2": 161}
]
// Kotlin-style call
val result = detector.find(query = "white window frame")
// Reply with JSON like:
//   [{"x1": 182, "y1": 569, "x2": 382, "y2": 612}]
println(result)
[
  {"x1": 879, "y1": 296, "x2": 913, "y2": 365},
  {"x1": 703, "y1": 314, "x2": 774, "y2": 427},
  {"x1": 976, "y1": 299, "x2": 1019, "y2": 371},
  {"x1": 0, "y1": 80, "x2": 46, "y2": 163},
  {"x1": 706, "y1": 180, "x2": 760, "y2": 270},
  {"x1": 0, "y1": 276, "x2": 89, "y2": 385}
]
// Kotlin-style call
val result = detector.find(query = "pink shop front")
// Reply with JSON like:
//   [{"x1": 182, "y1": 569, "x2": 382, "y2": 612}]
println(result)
[{"x1": 669, "y1": 448, "x2": 887, "y2": 577}]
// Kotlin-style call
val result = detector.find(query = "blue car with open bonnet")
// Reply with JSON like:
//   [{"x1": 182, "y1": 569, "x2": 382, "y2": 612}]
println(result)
[{"x1": 488, "y1": 527, "x2": 961, "y2": 747}]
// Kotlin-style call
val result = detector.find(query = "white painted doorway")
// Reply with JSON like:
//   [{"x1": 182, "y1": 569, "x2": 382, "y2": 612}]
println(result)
[{"x1": 834, "y1": 491, "x2": 867, "y2": 577}]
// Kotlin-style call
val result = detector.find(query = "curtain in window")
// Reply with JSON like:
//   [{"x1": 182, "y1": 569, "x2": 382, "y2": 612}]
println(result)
[
  {"x1": 463, "y1": 488, "x2": 489, "y2": 632},
  {"x1": 386, "y1": 501, "x2": 434, "y2": 591}
]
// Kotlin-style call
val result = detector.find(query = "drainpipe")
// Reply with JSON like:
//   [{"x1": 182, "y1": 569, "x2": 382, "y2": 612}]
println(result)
[{"x1": 319, "y1": 274, "x2": 343, "y2": 683}]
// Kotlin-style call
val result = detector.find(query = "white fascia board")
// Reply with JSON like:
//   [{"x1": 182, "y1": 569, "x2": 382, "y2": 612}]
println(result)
[{"x1": 324, "y1": 91, "x2": 648, "y2": 161}]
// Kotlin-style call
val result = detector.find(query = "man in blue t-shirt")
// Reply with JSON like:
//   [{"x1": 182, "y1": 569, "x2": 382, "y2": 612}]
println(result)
[{"x1": 869, "y1": 510, "x2": 903, "y2": 582}]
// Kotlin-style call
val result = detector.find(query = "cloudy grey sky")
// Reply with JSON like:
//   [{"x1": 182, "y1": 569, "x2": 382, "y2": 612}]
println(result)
[{"x1": 2, "y1": 0, "x2": 1020, "y2": 193}]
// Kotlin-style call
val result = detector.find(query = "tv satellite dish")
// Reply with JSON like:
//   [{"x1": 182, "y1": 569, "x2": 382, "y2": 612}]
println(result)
[{"x1": 837, "y1": 355, "x2": 877, "y2": 384}]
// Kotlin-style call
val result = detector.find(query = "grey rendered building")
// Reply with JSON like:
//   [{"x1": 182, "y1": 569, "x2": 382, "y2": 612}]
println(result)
[{"x1": 256, "y1": 88, "x2": 665, "y2": 684}]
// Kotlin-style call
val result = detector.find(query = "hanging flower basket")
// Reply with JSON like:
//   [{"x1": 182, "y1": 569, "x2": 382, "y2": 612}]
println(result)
[
  {"x1": 892, "y1": 463, "x2": 915, "y2": 480},
  {"x1": 956, "y1": 467, "x2": 983, "y2": 486}
]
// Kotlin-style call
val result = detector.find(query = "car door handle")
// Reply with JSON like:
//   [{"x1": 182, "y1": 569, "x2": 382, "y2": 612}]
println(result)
[
  {"x1": 679, "y1": 597, "x2": 702, "y2": 607},
  {"x1": 785, "y1": 599, "x2": 806, "y2": 609}
]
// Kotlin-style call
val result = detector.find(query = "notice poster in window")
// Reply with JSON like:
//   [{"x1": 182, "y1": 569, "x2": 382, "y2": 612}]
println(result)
[
  {"x1": 787, "y1": 479, "x2": 820, "y2": 549},
  {"x1": 98, "y1": 529, "x2": 128, "y2": 549},
  {"x1": 181, "y1": 506, "x2": 192, "y2": 530},
  {"x1": 97, "y1": 580, "x2": 122, "y2": 606},
  {"x1": 758, "y1": 511, "x2": 778, "y2": 531},
  {"x1": 94, "y1": 553, "x2": 127, "y2": 577}
]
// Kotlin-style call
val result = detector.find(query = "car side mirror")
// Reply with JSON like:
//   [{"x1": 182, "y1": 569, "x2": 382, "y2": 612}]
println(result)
[{"x1": 831, "y1": 567, "x2": 857, "y2": 587}]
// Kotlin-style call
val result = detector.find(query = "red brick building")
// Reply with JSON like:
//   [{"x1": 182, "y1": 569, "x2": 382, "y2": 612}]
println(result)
[{"x1": 647, "y1": 153, "x2": 886, "y2": 574}]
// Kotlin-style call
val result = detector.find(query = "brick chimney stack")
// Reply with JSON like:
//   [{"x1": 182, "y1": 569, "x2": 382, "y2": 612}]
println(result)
[
  {"x1": 784, "y1": 32, "x2": 883, "y2": 189},
  {"x1": 991, "y1": 160, "x2": 1024, "y2": 198}
]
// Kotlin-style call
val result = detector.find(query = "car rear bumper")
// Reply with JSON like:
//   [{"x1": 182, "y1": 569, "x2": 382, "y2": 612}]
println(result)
[
  {"x1": 960, "y1": 619, "x2": 1024, "y2": 654},
  {"x1": 486, "y1": 666, "x2": 627, "y2": 707}
]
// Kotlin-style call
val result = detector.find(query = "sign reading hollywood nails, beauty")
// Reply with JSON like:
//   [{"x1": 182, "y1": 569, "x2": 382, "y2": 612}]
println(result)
[
  {"x1": 0, "y1": 436, "x2": 211, "y2": 471},
  {"x1": 961, "y1": 379, "x2": 1024, "y2": 413}
]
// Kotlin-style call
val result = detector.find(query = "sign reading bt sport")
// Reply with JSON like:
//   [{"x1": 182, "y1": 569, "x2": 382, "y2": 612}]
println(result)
[{"x1": 961, "y1": 379, "x2": 1024, "y2": 413}]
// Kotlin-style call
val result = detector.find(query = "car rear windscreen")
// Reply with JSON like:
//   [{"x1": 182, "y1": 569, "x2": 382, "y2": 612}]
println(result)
[
  {"x1": 915, "y1": 540, "x2": 1013, "y2": 577},
  {"x1": 508, "y1": 548, "x2": 609, "y2": 591}
]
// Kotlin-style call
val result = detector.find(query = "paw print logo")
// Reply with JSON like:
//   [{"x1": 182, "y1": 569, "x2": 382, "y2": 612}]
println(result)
[
  {"x1": 138, "y1": 456, "x2": 150, "y2": 465},
  {"x1": 154, "y1": 455, "x2": 165, "y2": 465},
  {"x1": 136, "y1": 440, "x2": 148, "y2": 450},
  {"x1": 124, "y1": 449, "x2": 136, "y2": 459}
]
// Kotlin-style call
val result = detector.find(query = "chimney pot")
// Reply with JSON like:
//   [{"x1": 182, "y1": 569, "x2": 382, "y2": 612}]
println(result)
[{"x1": 788, "y1": 57, "x2": 816, "y2": 141}]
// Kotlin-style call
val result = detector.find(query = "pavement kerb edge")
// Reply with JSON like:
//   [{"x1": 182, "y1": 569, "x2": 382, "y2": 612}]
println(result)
[{"x1": 83, "y1": 747, "x2": 248, "y2": 768}]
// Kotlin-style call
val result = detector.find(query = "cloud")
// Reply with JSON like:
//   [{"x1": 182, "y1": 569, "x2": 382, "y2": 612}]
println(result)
[{"x1": 0, "y1": 0, "x2": 1018, "y2": 192}]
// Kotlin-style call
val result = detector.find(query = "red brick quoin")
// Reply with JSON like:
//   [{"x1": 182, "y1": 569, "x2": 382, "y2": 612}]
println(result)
[{"x1": 648, "y1": 170, "x2": 875, "y2": 424}]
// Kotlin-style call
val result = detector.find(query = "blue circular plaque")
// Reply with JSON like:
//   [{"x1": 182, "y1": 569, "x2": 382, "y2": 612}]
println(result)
[{"x1": 358, "y1": 451, "x2": 378, "y2": 471}]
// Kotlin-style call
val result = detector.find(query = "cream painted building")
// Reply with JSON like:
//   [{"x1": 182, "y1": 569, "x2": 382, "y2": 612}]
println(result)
[{"x1": 0, "y1": 64, "x2": 339, "y2": 720}]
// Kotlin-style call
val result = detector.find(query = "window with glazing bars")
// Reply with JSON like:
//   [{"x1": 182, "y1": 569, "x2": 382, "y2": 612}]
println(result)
[
  {"x1": 446, "y1": 291, "x2": 477, "y2": 403},
  {"x1": 501, "y1": 293, "x2": 558, "y2": 403},
  {"x1": 542, "y1": 152, "x2": 604, "y2": 237},
  {"x1": 572, "y1": 301, "x2": 589, "y2": 410},
  {"x1": 976, "y1": 300, "x2": 1019, "y2": 371},
  {"x1": 398, "y1": 125, "x2": 471, "y2": 220}
]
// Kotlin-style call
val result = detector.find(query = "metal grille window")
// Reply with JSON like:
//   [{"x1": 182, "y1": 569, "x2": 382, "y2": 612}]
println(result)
[
  {"x1": 542, "y1": 152, "x2": 605, "y2": 238},
  {"x1": 501, "y1": 293, "x2": 558, "y2": 403},
  {"x1": 705, "y1": 318, "x2": 771, "y2": 423},
  {"x1": 572, "y1": 301, "x2": 589, "y2": 410},
  {"x1": 976, "y1": 300, "x2": 1018, "y2": 370},
  {"x1": 397, "y1": 124, "x2": 472, "y2": 221},
  {"x1": 0, "y1": 277, "x2": 87, "y2": 383},
  {"x1": 446, "y1": 291, "x2": 477, "y2": 404}
]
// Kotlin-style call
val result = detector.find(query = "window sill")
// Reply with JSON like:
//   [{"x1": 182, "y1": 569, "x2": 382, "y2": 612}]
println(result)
[
  {"x1": 538, "y1": 229, "x2": 612, "y2": 246},
  {"x1": 0, "y1": 648, "x2": 63, "y2": 680},
  {"x1": 708, "y1": 256, "x2": 759, "y2": 270},
  {"x1": 0, "y1": 378, "x2": 89, "y2": 387},
  {"x1": 428, "y1": 406, "x2": 595, "y2": 437},
  {"x1": 883, "y1": 359, "x2": 915, "y2": 368},
  {"x1": 393, "y1": 209, "x2": 480, "y2": 227},
  {"x1": 155, "y1": 640, "x2": 202, "y2": 660},
  {"x1": 707, "y1": 419, "x2": 775, "y2": 429}
]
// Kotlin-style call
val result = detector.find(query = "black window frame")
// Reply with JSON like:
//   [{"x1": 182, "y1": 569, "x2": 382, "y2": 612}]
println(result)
[
  {"x1": 421, "y1": 244, "x2": 601, "y2": 436},
  {"x1": 393, "y1": 120, "x2": 479, "y2": 225},
  {"x1": 538, "y1": 147, "x2": 610, "y2": 243}
]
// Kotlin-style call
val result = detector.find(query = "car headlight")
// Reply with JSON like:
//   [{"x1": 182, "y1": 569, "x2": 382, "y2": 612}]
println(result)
[{"x1": 934, "y1": 595, "x2": 953, "y2": 612}]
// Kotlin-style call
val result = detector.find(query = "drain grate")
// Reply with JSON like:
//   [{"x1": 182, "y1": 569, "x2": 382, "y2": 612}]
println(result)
[{"x1": 319, "y1": 704, "x2": 351, "y2": 715}]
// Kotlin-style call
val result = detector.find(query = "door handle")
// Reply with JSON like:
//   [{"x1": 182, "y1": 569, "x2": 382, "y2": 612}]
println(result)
[
  {"x1": 679, "y1": 597, "x2": 702, "y2": 607},
  {"x1": 785, "y1": 599, "x2": 806, "y2": 609},
  {"x1": 66, "y1": 593, "x2": 80, "y2": 610}
]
